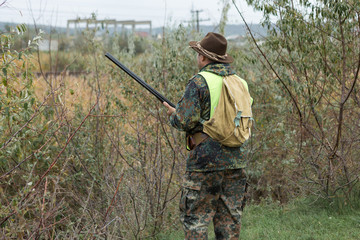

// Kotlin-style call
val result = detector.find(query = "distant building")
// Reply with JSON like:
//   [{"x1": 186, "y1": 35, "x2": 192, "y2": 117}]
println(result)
[
  {"x1": 135, "y1": 31, "x2": 149, "y2": 37},
  {"x1": 66, "y1": 18, "x2": 152, "y2": 37}
]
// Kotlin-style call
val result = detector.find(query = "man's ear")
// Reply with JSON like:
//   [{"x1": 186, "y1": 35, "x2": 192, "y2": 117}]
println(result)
[{"x1": 199, "y1": 54, "x2": 207, "y2": 62}]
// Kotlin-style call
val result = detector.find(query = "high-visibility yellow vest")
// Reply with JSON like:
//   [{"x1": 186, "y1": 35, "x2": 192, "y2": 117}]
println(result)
[{"x1": 199, "y1": 71, "x2": 252, "y2": 118}]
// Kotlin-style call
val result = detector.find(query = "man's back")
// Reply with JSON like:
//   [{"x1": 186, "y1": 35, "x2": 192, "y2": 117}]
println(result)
[{"x1": 169, "y1": 62, "x2": 247, "y2": 172}]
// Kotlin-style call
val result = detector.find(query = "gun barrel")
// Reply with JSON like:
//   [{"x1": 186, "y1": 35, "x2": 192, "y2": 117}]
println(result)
[{"x1": 105, "y1": 53, "x2": 176, "y2": 108}]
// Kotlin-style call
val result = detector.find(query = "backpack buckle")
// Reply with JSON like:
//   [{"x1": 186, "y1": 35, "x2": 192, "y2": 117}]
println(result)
[{"x1": 234, "y1": 111, "x2": 242, "y2": 127}]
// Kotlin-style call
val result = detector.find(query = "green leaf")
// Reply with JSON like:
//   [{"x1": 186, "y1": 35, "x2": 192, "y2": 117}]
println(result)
[
  {"x1": 32, "y1": 36, "x2": 42, "y2": 42},
  {"x1": 4, "y1": 107, "x2": 9, "y2": 117},
  {"x1": 2, "y1": 78, "x2": 7, "y2": 87},
  {"x1": 15, "y1": 23, "x2": 27, "y2": 35},
  {"x1": 2, "y1": 68, "x2": 7, "y2": 77},
  {"x1": 22, "y1": 24, "x2": 27, "y2": 32}
]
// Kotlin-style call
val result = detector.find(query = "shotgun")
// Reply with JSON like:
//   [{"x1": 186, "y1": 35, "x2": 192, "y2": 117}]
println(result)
[{"x1": 105, "y1": 53, "x2": 176, "y2": 108}]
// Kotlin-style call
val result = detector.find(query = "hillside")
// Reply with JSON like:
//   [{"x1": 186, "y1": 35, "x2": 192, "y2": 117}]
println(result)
[{"x1": 0, "y1": 21, "x2": 267, "y2": 37}]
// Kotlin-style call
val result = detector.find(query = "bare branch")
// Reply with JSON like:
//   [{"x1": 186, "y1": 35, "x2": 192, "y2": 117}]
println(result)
[
  {"x1": 0, "y1": 84, "x2": 63, "y2": 151},
  {"x1": 0, "y1": 100, "x2": 100, "y2": 227},
  {"x1": 232, "y1": 0, "x2": 303, "y2": 124},
  {"x1": 0, "y1": 0, "x2": 7, "y2": 7}
]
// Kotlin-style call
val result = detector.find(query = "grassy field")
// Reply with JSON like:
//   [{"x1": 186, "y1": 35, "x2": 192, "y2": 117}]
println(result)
[{"x1": 158, "y1": 198, "x2": 360, "y2": 240}]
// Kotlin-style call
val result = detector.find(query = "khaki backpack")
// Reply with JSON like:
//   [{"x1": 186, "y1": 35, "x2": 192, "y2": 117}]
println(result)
[{"x1": 199, "y1": 72, "x2": 253, "y2": 147}]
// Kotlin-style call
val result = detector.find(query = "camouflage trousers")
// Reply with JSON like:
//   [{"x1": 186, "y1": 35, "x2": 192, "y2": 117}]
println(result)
[{"x1": 179, "y1": 168, "x2": 247, "y2": 240}]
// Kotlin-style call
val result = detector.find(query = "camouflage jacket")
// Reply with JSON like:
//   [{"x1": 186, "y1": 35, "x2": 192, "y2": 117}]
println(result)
[{"x1": 170, "y1": 63, "x2": 247, "y2": 172}]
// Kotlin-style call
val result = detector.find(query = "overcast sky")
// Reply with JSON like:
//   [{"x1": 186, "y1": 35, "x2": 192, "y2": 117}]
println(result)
[{"x1": 1, "y1": 0, "x2": 263, "y2": 28}]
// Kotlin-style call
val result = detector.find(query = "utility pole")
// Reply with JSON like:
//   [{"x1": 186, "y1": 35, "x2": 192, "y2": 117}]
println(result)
[{"x1": 191, "y1": 9, "x2": 210, "y2": 32}]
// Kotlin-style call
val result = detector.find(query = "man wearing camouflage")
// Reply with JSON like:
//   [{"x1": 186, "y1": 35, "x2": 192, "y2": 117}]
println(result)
[{"x1": 163, "y1": 32, "x2": 250, "y2": 240}]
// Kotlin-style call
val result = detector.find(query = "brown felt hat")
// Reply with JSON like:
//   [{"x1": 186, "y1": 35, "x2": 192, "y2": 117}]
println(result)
[{"x1": 189, "y1": 32, "x2": 233, "y2": 63}]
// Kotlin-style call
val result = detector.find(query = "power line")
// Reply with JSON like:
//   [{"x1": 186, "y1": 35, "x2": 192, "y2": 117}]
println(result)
[{"x1": 191, "y1": 9, "x2": 209, "y2": 32}]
